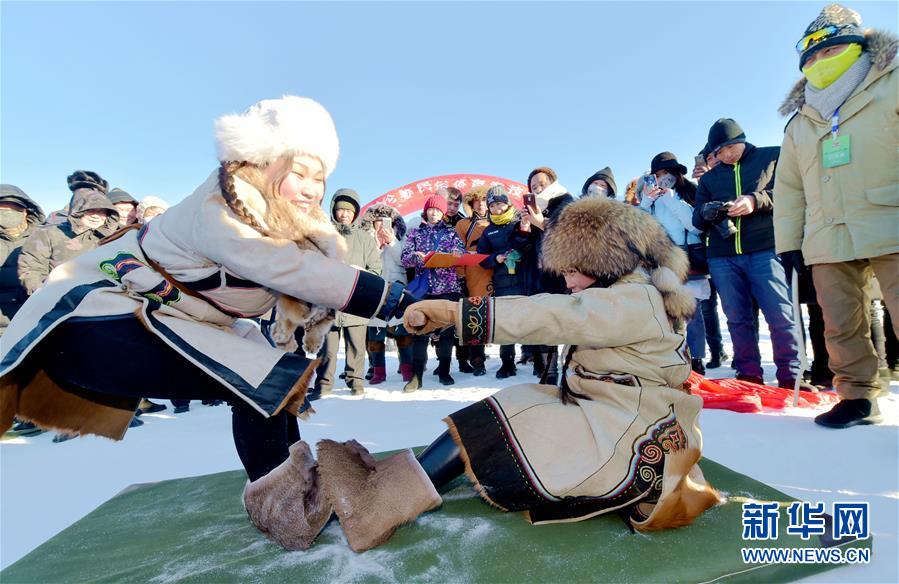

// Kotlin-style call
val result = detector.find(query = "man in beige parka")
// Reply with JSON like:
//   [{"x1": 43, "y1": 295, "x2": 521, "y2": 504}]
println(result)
[{"x1": 774, "y1": 4, "x2": 898, "y2": 428}]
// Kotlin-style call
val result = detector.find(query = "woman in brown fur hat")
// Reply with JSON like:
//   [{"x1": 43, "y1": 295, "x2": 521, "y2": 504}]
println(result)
[
  {"x1": 0, "y1": 96, "x2": 424, "y2": 551},
  {"x1": 312, "y1": 197, "x2": 722, "y2": 552}
]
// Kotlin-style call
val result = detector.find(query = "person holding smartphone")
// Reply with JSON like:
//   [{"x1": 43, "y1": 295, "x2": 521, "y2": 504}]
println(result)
[
  {"x1": 361, "y1": 204, "x2": 413, "y2": 386},
  {"x1": 639, "y1": 152, "x2": 709, "y2": 374}
]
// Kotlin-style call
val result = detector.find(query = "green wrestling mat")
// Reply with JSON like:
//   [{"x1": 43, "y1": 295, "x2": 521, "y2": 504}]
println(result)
[{"x1": 2, "y1": 453, "x2": 870, "y2": 583}]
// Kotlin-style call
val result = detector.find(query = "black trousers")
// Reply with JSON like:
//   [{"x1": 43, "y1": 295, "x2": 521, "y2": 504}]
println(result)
[{"x1": 36, "y1": 317, "x2": 300, "y2": 481}]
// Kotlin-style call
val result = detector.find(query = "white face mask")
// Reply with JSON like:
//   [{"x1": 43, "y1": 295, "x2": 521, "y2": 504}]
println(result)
[
  {"x1": 658, "y1": 174, "x2": 677, "y2": 190},
  {"x1": 586, "y1": 183, "x2": 609, "y2": 198}
]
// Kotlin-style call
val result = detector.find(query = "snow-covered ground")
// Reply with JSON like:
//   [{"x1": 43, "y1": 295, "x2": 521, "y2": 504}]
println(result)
[{"x1": 2, "y1": 323, "x2": 897, "y2": 582}]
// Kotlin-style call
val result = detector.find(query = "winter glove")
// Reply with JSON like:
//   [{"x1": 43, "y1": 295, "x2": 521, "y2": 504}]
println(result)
[
  {"x1": 403, "y1": 300, "x2": 457, "y2": 335},
  {"x1": 780, "y1": 250, "x2": 806, "y2": 281},
  {"x1": 375, "y1": 281, "x2": 423, "y2": 322},
  {"x1": 505, "y1": 250, "x2": 521, "y2": 275},
  {"x1": 701, "y1": 201, "x2": 727, "y2": 222}
]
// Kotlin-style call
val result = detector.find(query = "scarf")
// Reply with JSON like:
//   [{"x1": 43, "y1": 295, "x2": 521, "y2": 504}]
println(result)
[
  {"x1": 489, "y1": 206, "x2": 517, "y2": 226},
  {"x1": 535, "y1": 181, "x2": 569, "y2": 212},
  {"x1": 804, "y1": 51, "x2": 872, "y2": 119}
]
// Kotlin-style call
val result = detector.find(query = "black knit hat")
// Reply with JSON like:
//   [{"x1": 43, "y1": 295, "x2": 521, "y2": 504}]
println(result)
[
  {"x1": 798, "y1": 4, "x2": 866, "y2": 70},
  {"x1": 650, "y1": 152, "x2": 688, "y2": 176},
  {"x1": 67, "y1": 170, "x2": 108, "y2": 194},
  {"x1": 707, "y1": 118, "x2": 746, "y2": 154},
  {"x1": 486, "y1": 185, "x2": 510, "y2": 206},
  {"x1": 106, "y1": 187, "x2": 137, "y2": 205}
]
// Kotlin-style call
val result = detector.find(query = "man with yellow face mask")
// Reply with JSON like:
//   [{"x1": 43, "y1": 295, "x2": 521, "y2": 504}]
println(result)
[{"x1": 774, "y1": 4, "x2": 898, "y2": 429}]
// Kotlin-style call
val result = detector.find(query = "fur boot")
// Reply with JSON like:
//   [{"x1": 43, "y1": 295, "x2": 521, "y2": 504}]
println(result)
[
  {"x1": 316, "y1": 439, "x2": 442, "y2": 552},
  {"x1": 242, "y1": 441, "x2": 332, "y2": 550}
]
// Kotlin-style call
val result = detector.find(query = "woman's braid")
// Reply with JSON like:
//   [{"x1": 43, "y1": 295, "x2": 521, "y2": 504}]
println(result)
[{"x1": 218, "y1": 161, "x2": 269, "y2": 235}]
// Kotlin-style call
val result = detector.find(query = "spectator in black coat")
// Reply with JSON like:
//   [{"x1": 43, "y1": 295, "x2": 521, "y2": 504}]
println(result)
[{"x1": 477, "y1": 185, "x2": 534, "y2": 378}]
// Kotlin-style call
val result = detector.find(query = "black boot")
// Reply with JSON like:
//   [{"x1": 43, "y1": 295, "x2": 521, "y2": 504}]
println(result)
[
  {"x1": 814, "y1": 399, "x2": 882, "y2": 429},
  {"x1": 496, "y1": 359, "x2": 517, "y2": 379},
  {"x1": 365, "y1": 366, "x2": 374, "y2": 381},
  {"x1": 706, "y1": 351, "x2": 729, "y2": 370},
  {"x1": 471, "y1": 356, "x2": 487, "y2": 377},
  {"x1": 458, "y1": 360, "x2": 475, "y2": 374},
  {"x1": 437, "y1": 359, "x2": 455, "y2": 386},
  {"x1": 404, "y1": 363, "x2": 425, "y2": 393},
  {"x1": 417, "y1": 430, "x2": 465, "y2": 490},
  {"x1": 691, "y1": 358, "x2": 706, "y2": 376},
  {"x1": 139, "y1": 398, "x2": 167, "y2": 414},
  {"x1": 532, "y1": 350, "x2": 546, "y2": 378}
]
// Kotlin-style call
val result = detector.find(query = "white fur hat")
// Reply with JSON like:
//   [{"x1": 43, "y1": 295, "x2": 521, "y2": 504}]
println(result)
[
  {"x1": 137, "y1": 196, "x2": 170, "y2": 220},
  {"x1": 214, "y1": 96, "x2": 340, "y2": 177}
]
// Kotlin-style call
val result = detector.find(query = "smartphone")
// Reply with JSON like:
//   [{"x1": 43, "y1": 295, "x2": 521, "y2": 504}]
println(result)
[
  {"x1": 380, "y1": 216, "x2": 393, "y2": 230},
  {"x1": 643, "y1": 174, "x2": 657, "y2": 190},
  {"x1": 694, "y1": 154, "x2": 707, "y2": 168},
  {"x1": 523, "y1": 193, "x2": 537, "y2": 211}
]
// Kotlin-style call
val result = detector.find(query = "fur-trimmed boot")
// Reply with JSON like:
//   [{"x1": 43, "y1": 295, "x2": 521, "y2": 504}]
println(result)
[
  {"x1": 242, "y1": 441, "x2": 332, "y2": 550},
  {"x1": 316, "y1": 439, "x2": 442, "y2": 552}
]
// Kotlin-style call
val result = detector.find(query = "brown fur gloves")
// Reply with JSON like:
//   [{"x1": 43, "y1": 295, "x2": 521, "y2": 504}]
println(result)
[{"x1": 403, "y1": 299, "x2": 458, "y2": 335}]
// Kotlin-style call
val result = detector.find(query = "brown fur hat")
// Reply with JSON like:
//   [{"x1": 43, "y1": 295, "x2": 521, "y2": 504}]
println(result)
[
  {"x1": 462, "y1": 185, "x2": 489, "y2": 216},
  {"x1": 541, "y1": 197, "x2": 695, "y2": 322}
]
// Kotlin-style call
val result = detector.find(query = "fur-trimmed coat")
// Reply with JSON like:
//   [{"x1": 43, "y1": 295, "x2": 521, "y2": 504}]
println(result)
[
  {"x1": 447, "y1": 270, "x2": 718, "y2": 529},
  {"x1": 455, "y1": 214, "x2": 492, "y2": 297},
  {"x1": 0, "y1": 170, "x2": 390, "y2": 440},
  {"x1": 774, "y1": 29, "x2": 898, "y2": 264},
  {"x1": 360, "y1": 204, "x2": 408, "y2": 286}
]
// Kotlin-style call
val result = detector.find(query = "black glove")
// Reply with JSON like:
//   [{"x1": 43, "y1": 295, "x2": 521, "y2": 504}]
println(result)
[
  {"x1": 701, "y1": 201, "x2": 725, "y2": 222},
  {"x1": 375, "y1": 281, "x2": 422, "y2": 322},
  {"x1": 780, "y1": 250, "x2": 806, "y2": 280}
]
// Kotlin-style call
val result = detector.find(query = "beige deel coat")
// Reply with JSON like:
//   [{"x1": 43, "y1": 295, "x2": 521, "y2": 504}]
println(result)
[
  {"x1": 0, "y1": 170, "x2": 384, "y2": 440},
  {"x1": 447, "y1": 270, "x2": 722, "y2": 530},
  {"x1": 774, "y1": 30, "x2": 898, "y2": 265}
]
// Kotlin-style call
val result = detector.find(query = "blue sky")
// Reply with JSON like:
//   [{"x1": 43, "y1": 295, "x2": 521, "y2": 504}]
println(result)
[{"x1": 1, "y1": 1, "x2": 896, "y2": 212}]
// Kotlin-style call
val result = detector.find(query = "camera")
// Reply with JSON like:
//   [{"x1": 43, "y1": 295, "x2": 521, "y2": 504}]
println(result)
[{"x1": 701, "y1": 201, "x2": 738, "y2": 239}]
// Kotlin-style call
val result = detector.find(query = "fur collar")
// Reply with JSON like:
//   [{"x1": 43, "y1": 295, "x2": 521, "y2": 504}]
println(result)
[
  {"x1": 779, "y1": 29, "x2": 897, "y2": 116},
  {"x1": 359, "y1": 203, "x2": 407, "y2": 240}
]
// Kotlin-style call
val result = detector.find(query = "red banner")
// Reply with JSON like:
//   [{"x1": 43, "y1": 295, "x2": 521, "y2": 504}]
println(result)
[{"x1": 360, "y1": 174, "x2": 528, "y2": 217}]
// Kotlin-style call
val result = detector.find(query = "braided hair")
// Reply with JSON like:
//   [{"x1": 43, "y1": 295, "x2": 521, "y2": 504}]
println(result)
[
  {"x1": 217, "y1": 156, "x2": 332, "y2": 256},
  {"x1": 218, "y1": 161, "x2": 270, "y2": 235}
]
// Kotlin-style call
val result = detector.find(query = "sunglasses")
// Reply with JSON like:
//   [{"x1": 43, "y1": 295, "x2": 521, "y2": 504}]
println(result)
[{"x1": 796, "y1": 25, "x2": 839, "y2": 53}]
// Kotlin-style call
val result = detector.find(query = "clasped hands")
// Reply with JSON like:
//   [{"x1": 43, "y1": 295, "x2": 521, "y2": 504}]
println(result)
[{"x1": 403, "y1": 299, "x2": 457, "y2": 335}]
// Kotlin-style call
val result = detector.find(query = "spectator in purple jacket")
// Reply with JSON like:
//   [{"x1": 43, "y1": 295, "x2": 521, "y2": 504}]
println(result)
[{"x1": 401, "y1": 195, "x2": 464, "y2": 391}]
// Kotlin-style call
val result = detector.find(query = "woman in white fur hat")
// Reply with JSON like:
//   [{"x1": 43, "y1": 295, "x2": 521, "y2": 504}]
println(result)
[{"x1": 0, "y1": 96, "x2": 422, "y2": 550}]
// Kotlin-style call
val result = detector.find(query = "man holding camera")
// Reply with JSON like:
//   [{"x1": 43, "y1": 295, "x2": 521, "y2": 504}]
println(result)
[{"x1": 693, "y1": 118, "x2": 806, "y2": 390}]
